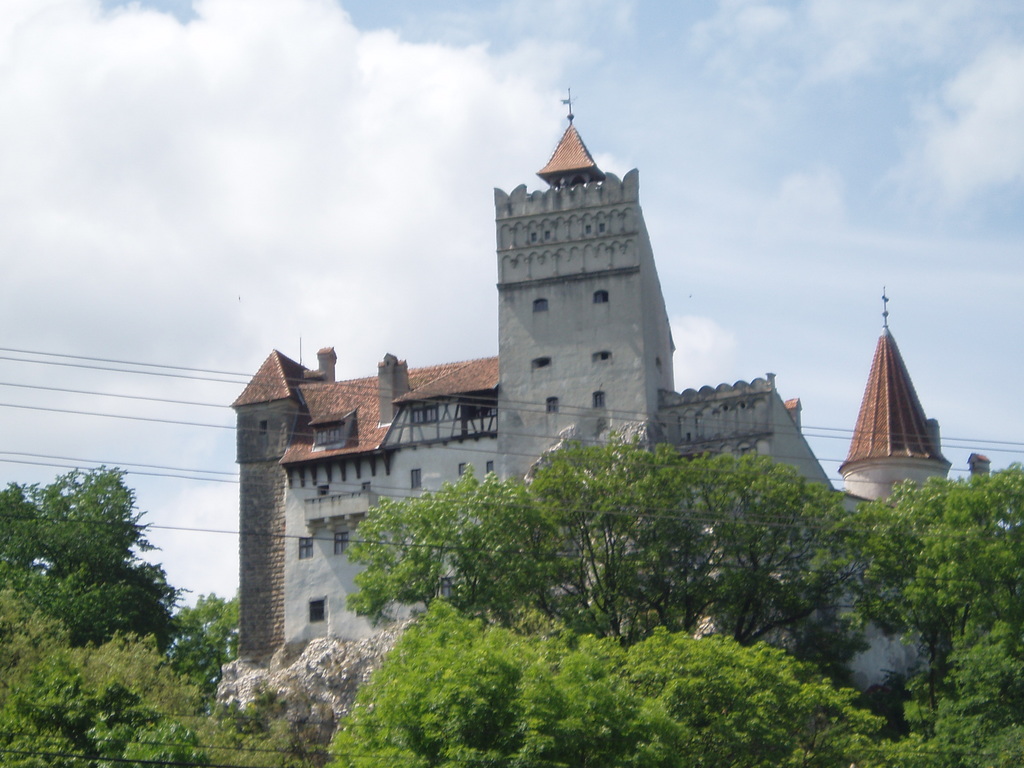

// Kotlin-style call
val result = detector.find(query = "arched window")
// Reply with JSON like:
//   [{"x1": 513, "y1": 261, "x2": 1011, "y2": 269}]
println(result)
[
  {"x1": 533, "y1": 298, "x2": 549, "y2": 312},
  {"x1": 593, "y1": 290, "x2": 609, "y2": 304}
]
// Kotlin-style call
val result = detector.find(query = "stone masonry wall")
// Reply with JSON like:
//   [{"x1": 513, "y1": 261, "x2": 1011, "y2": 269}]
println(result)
[{"x1": 238, "y1": 458, "x2": 287, "y2": 662}]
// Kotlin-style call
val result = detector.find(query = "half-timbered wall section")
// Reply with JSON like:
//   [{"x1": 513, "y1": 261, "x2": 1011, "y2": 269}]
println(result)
[{"x1": 385, "y1": 397, "x2": 498, "y2": 447}]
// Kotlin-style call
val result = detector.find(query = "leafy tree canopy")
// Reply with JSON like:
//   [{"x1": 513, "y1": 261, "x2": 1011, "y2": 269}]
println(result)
[
  {"x1": 854, "y1": 467, "x2": 1024, "y2": 714},
  {"x1": 168, "y1": 593, "x2": 239, "y2": 698},
  {"x1": 349, "y1": 441, "x2": 856, "y2": 656},
  {"x1": 0, "y1": 469, "x2": 178, "y2": 649},
  {"x1": 331, "y1": 602, "x2": 881, "y2": 768}
]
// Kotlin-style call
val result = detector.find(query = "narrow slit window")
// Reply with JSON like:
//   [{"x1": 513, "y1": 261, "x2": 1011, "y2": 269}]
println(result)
[{"x1": 532, "y1": 357, "x2": 551, "y2": 370}]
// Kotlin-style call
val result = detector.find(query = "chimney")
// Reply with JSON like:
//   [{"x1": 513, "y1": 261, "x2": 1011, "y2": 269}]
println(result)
[
  {"x1": 968, "y1": 453, "x2": 991, "y2": 477},
  {"x1": 317, "y1": 347, "x2": 337, "y2": 383},
  {"x1": 378, "y1": 353, "x2": 409, "y2": 425},
  {"x1": 784, "y1": 398, "x2": 802, "y2": 431}
]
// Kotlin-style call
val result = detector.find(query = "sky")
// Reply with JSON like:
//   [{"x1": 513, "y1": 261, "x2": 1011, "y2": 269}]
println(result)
[{"x1": 2, "y1": 0, "x2": 1023, "y2": 603}]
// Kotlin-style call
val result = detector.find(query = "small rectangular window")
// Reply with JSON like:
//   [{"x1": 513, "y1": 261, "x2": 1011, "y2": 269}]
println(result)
[
  {"x1": 309, "y1": 599, "x2": 326, "y2": 623},
  {"x1": 544, "y1": 230, "x2": 551, "y2": 240},
  {"x1": 593, "y1": 350, "x2": 612, "y2": 362},
  {"x1": 593, "y1": 391, "x2": 606, "y2": 408},
  {"x1": 411, "y1": 468, "x2": 422, "y2": 489},
  {"x1": 585, "y1": 224, "x2": 592, "y2": 235},
  {"x1": 334, "y1": 531, "x2": 349, "y2": 555},
  {"x1": 317, "y1": 484, "x2": 329, "y2": 496},
  {"x1": 546, "y1": 397, "x2": 559, "y2": 413},
  {"x1": 458, "y1": 462, "x2": 467, "y2": 476},
  {"x1": 361, "y1": 481, "x2": 372, "y2": 492},
  {"x1": 298, "y1": 537, "x2": 313, "y2": 559},
  {"x1": 258, "y1": 420, "x2": 269, "y2": 450},
  {"x1": 593, "y1": 290, "x2": 609, "y2": 304},
  {"x1": 486, "y1": 460, "x2": 494, "y2": 473},
  {"x1": 533, "y1": 298, "x2": 548, "y2": 312},
  {"x1": 532, "y1": 357, "x2": 551, "y2": 370},
  {"x1": 411, "y1": 404, "x2": 439, "y2": 424}
]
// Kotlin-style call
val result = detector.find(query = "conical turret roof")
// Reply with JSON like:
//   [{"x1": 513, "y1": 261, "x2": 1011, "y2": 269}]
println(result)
[
  {"x1": 537, "y1": 122, "x2": 606, "y2": 188},
  {"x1": 841, "y1": 330, "x2": 947, "y2": 468}
]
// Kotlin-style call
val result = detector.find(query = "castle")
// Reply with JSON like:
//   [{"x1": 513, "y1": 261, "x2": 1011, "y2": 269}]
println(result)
[{"x1": 234, "y1": 119, "x2": 951, "y2": 663}]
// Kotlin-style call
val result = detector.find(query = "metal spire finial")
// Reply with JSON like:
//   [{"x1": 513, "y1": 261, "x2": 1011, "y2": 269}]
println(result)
[
  {"x1": 881, "y1": 288, "x2": 890, "y2": 330},
  {"x1": 561, "y1": 88, "x2": 574, "y2": 124}
]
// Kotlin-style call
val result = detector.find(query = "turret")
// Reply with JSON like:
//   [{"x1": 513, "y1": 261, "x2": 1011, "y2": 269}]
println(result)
[{"x1": 840, "y1": 303, "x2": 949, "y2": 500}]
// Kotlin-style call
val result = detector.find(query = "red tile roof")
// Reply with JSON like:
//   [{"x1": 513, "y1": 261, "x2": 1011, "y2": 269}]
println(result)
[
  {"x1": 279, "y1": 356, "x2": 498, "y2": 465},
  {"x1": 537, "y1": 124, "x2": 606, "y2": 187},
  {"x1": 842, "y1": 330, "x2": 946, "y2": 466},
  {"x1": 232, "y1": 350, "x2": 307, "y2": 407}
]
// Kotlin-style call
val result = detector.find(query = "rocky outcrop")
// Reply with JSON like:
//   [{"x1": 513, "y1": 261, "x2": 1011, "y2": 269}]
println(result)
[{"x1": 217, "y1": 622, "x2": 408, "y2": 744}]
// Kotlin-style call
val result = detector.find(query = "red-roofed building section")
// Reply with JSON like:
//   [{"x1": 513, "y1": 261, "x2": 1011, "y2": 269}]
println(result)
[
  {"x1": 840, "y1": 329, "x2": 949, "y2": 500},
  {"x1": 536, "y1": 123, "x2": 606, "y2": 188},
  {"x1": 233, "y1": 350, "x2": 307, "y2": 408}
]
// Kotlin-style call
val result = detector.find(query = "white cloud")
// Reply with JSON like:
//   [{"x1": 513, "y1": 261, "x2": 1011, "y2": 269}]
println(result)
[
  {"x1": 911, "y1": 44, "x2": 1024, "y2": 202},
  {"x1": 671, "y1": 315, "x2": 739, "y2": 390},
  {"x1": 757, "y1": 167, "x2": 847, "y2": 234},
  {"x1": 691, "y1": 0, "x2": 980, "y2": 84},
  {"x1": 0, "y1": 0, "x2": 565, "y2": 598}
]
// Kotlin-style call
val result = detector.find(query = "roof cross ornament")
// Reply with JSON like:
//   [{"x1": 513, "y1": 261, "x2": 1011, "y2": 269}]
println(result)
[
  {"x1": 882, "y1": 288, "x2": 890, "y2": 330},
  {"x1": 561, "y1": 88, "x2": 574, "y2": 124}
]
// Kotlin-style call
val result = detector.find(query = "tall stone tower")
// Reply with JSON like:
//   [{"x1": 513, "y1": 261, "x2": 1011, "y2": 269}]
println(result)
[
  {"x1": 840, "y1": 324, "x2": 950, "y2": 500},
  {"x1": 233, "y1": 350, "x2": 306, "y2": 662},
  {"x1": 494, "y1": 120, "x2": 675, "y2": 478}
]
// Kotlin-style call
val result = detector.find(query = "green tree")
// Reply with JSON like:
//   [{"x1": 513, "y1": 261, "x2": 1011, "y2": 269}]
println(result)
[
  {"x1": 854, "y1": 467, "x2": 1024, "y2": 721},
  {"x1": 331, "y1": 603, "x2": 881, "y2": 768},
  {"x1": 348, "y1": 469, "x2": 557, "y2": 624},
  {"x1": 0, "y1": 629, "x2": 209, "y2": 768},
  {"x1": 349, "y1": 442, "x2": 857, "y2": 655},
  {"x1": 0, "y1": 469, "x2": 178, "y2": 649},
  {"x1": 168, "y1": 593, "x2": 239, "y2": 698}
]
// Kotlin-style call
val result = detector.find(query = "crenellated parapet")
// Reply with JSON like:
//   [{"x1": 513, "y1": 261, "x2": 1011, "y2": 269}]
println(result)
[
  {"x1": 495, "y1": 170, "x2": 639, "y2": 217},
  {"x1": 495, "y1": 171, "x2": 646, "y2": 285},
  {"x1": 657, "y1": 375, "x2": 829, "y2": 484},
  {"x1": 660, "y1": 378, "x2": 777, "y2": 446}
]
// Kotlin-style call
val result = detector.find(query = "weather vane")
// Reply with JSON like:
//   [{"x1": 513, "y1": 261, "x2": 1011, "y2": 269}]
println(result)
[
  {"x1": 562, "y1": 88, "x2": 574, "y2": 124},
  {"x1": 882, "y1": 287, "x2": 889, "y2": 330}
]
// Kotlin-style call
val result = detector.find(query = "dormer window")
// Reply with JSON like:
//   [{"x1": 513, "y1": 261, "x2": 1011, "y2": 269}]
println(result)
[
  {"x1": 593, "y1": 290, "x2": 609, "y2": 304},
  {"x1": 314, "y1": 423, "x2": 345, "y2": 449},
  {"x1": 533, "y1": 298, "x2": 549, "y2": 312},
  {"x1": 410, "y1": 404, "x2": 439, "y2": 424}
]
